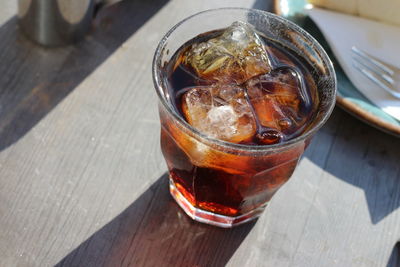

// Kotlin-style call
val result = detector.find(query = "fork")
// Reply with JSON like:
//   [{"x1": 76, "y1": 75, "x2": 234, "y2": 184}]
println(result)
[{"x1": 351, "y1": 46, "x2": 400, "y2": 99}]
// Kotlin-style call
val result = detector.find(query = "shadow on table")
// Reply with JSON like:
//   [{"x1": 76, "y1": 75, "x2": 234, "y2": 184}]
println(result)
[
  {"x1": 0, "y1": 0, "x2": 168, "y2": 151},
  {"x1": 304, "y1": 109, "x2": 400, "y2": 224},
  {"x1": 387, "y1": 242, "x2": 400, "y2": 267},
  {"x1": 55, "y1": 174, "x2": 255, "y2": 267}
]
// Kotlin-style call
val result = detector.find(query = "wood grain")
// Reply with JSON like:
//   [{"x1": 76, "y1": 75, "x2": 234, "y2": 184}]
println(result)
[{"x1": 0, "y1": 0, "x2": 399, "y2": 266}]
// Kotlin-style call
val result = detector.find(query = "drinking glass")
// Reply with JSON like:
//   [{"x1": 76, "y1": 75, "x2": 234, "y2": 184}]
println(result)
[{"x1": 153, "y1": 8, "x2": 336, "y2": 228}]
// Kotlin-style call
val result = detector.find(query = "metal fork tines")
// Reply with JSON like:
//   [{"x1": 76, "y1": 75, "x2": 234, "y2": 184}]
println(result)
[{"x1": 351, "y1": 46, "x2": 400, "y2": 99}]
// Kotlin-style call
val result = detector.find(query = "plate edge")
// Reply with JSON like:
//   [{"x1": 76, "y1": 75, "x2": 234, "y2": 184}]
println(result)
[{"x1": 272, "y1": 0, "x2": 400, "y2": 137}]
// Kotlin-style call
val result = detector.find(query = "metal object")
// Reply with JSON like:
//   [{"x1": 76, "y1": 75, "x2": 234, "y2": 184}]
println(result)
[
  {"x1": 18, "y1": 0, "x2": 96, "y2": 46},
  {"x1": 351, "y1": 46, "x2": 400, "y2": 99}
]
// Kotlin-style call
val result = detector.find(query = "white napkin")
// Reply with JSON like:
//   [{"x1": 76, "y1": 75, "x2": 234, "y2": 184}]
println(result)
[{"x1": 307, "y1": 7, "x2": 400, "y2": 121}]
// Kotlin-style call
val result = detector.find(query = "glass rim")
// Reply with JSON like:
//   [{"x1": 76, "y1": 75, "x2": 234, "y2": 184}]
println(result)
[{"x1": 152, "y1": 7, "x2": 337, "y2": 152}]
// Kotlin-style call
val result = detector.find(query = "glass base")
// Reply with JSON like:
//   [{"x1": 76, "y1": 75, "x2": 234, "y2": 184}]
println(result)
[{"x1": 169, "y1": 177, "x2": 266, "y2": 228}]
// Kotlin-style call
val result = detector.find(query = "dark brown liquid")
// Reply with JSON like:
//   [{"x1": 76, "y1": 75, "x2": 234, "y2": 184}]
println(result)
[
  {"x1": 165, "y1": 29, "x2": 318, "y2": 145},
  {"x1": 160, "y1": 29, "x2": 318, "y2": 217}
]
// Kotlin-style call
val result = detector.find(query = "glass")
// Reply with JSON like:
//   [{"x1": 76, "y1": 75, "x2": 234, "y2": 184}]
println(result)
[
  {"x1": 18, "y1": 0, "x2": 95, "y2": 46},
  {"x1": 152, "y1": 8, "x2": 336, "y2": 228}
]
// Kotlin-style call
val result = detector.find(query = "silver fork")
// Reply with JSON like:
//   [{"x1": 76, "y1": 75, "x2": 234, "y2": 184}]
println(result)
[{"x1": 351, "y1": 46, "x2": 400, "y2": 99}]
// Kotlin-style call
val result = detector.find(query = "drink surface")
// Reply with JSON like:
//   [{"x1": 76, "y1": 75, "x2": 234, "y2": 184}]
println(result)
[
  {"x1": 160, "y1": 22, "x2": 319, "y2": 219},
  {"x1": 165, "y1": 22, "x2": 319, "y2": 146}
]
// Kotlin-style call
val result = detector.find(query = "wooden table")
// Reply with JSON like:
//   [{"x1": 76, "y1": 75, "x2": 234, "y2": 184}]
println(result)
[{"x1": 1, "y1": 0, "x2": 400, "y2": 266}]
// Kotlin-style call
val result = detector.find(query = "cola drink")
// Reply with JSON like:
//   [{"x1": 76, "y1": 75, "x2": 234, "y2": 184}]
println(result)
[{"x1": 154, "y1": 10, "x2": 336, "y2": 227}]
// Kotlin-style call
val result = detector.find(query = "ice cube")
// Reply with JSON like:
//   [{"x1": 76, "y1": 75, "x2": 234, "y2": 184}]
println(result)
[
  {"x1": 181, "y1": 84, "x2": 256, "y2": 143},
  {"x1": 245, "y1": 67, "x2": 310, "y2": 134},
  {"x1": 183, "y1": 21, "x2": 272, "y2": 84}
]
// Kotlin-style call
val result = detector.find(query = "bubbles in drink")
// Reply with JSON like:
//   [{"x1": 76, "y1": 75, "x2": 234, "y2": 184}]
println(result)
[{"x1": 182, "y1": 21, "x2": 272, "y2": 84}]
